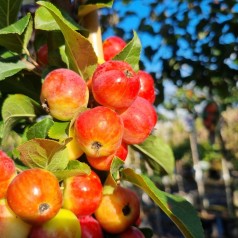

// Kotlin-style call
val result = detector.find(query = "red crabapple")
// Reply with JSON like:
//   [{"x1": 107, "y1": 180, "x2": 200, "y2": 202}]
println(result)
[
  {"x1": 103, "y1": 36, "x2": 126, "y2": 61},
  {"x1": 92, "y1": 60, "x2": 140, "y2": 112},
  {"x1": 120, "y1": 96, "x2": 157, "y2": 144},
  {"x1": 137, "y1": 70, "x2": 156, "y2": 104}
]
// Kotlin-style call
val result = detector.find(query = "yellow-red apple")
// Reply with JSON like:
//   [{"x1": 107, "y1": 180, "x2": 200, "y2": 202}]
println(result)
[
  {"x1": 74, "y1": 106, "x2": 124, "y2": 157},
  {"x1": 94, "y1": 185, "x2": 140, "y2": 234},
  {"x1": 40, "y1": 68, "x2": 89, "y2": 121},
  {"x1": 0, "y1": 150, "x2": 16, "y2": 199},
  {"x1": 63, "y1": 170, "x2": 102, "y2": 217},
  {"x1": 66, "y1": 126, "x2": 84, "y2": 160},
  {"x1": 86, "y1": 142, "x2": 128, "y2": 171},
  {"x1": 7, "y1": 168, "x2": 62, "y2": 224},
  {"x1": 29, "y1": 208, "x2": 81, "y2": 238},
  {"x1": 0, "y1": 198, "x2": 31, "y2": 238}
]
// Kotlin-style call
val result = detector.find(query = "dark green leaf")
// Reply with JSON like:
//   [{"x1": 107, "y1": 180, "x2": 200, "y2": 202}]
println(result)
[
  {"x1": 140, "y1": 227, "x2": 154, "y2": 238},
  {"x1": 0, "y1": 0, "x2": 23, "y2": 29},
  {"x1": 0, "y1": 13, "x2": 33, "y2": 54},
  {"x1": 26, "y1": 117, "x2": 54, "y2": 140},
  {"x1": 121, "y1": 168, "x2": 205, "y2": 238},
  {"x1": 133, "y1": 135, "x2": 175, "y2": 175}
]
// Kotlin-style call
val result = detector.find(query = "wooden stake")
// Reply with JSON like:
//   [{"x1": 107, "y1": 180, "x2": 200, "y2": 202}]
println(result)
[{"x1": 82, "y1": 10, "x2": 104, "y2": 60}]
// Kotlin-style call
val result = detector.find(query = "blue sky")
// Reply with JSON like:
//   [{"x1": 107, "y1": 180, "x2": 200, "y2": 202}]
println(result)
[{"x1": 100, "y1": 0, "x2": 238, "y2": 115}]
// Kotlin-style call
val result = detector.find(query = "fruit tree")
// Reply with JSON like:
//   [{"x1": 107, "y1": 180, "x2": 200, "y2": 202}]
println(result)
[{"x1": 0, "y1": 0, "x2": 204, "y2": 237}]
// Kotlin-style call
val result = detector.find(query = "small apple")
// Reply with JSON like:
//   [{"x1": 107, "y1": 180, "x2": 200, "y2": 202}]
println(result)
[
  {"x1": 40, "y1": 68, "x2": 89, "y2": 121},
  {"x1": 37, "y1": 44, "x2": 48, "y2": 66},
  {"x1": 7, "y1": 168, "x2": 62, "y2": 224},
  {"x1": 0, "y1": 198, "x2": 32, "y2": 238},
  {"x1": 86, "y1": 142, "x2": 128, "y2": 171},
  {"x1": 0, "y1": 150, "x2": 16, "y2": 199},
  {"x1": 74, "y1": 106, "x2": 124, "y2": 157},
  {"x1": 92, "y1": 60, "x2": 140, "y2": 112},
  {"x1": 29, "y1": 208, "x2": 81, "y2": 238},
  {"x1": 137, "y1": 70, "x2": 156, "y2": 104},
  {"x1": 120, "y1": 96, "x2": 157, "y2": 144},
  {"x1": 78, "y1": 215, "x2": 104, "y2": 238},
  {"x1": 94, "y1": 185, "x2": 140, "y2": 234},
  {"x1": 118, "y1": 226, "x2": 145, "y2": 238},
  {"x1": 66, "y1": 126, "x2": 84, "y2": 160},
  {"x1": 103, "y1": 36, "x2": 126, "y2": 61},
  {"x1": 63, "y1": 170, "x2": 103, "y2": 217}
]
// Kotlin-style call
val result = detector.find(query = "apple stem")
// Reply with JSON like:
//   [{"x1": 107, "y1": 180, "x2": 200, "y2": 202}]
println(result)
[
  {"x1": 16, "y1": 167, "x2": 23, "y2": 174},
  {"x1": 82, "y1": 10, "x2": 104, "y2": 60}
]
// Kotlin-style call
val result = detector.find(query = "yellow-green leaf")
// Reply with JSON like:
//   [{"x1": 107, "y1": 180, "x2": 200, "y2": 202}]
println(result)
[
  {"x1": 37, "y1": 1, "x2": 98, "y2": 80},
  {"x1": 121, "y1": 168, "x2": 205, "y2": 238}
]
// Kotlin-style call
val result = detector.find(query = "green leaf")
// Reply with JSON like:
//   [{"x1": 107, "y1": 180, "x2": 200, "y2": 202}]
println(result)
[
  {"x1": 113, "y1": 31, "x2": 141, "y2": 72},
  {"x1": 37, "y1": 1, "x2": 98, "y2": 80},
  {"x1": 48, "y1": 121, "x2": 69, "y2": 141},
  {"x1": 0, "y1": 71, "x2": 42, "y2": 101},
  {"x1": 26, "y1": 117, "x2": 54, "y2": 140},
  {"x1": 0, "y1": 0, "x2": 23, "y2": 29},
  {"x1": 53, "y1": 160, "x2": 91, "y2": 181},
  {"x1": 35, "y1": 6, "x2": 82, "y2": 32},
  {"x1": 110, "y1": 156, "x2": 125, "y2": 181},
  {"x1": 140, "y1": 227, "x2": 154, "y2": 238},
  {"x1": 17, "y1": 138, "x2": 69, "y2": 171},
  {"x1": 0, "y1": 13, "x2": 33, "y2": 54},
  {"x1": 133, "y1": 135, "x2": 175, "y2": 175},
  {"x1": 1, "y1": 94, "x2": 40, "y2": 147},
  {"x1": 121, "y1": 168, "x2": 205, "y2": 238},
  {"x1": 0, "y1": 61, "x2": 27, "y2": 80},
  {"x1": 78, "y1": 0, "x2": 114, "y2": 16},
  {"x1": 35, "y1": 6, "x2": 61, "y2": 31}
]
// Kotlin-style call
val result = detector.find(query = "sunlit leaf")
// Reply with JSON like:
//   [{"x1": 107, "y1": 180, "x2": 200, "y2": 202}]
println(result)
[
  {"x1": 48, "y1": 121, "x2": 69, "y2": 141},
  {"x1": 133, "y1": 135, "x2": 175, "y2": 175},
  {"x1": 17, "y1": 138, "x2": 69, "y2": 171},
  {"x1": 53, "y1": 160, "x2": 91, "y2": 181},
  {"x1": 35, "y1": 6, "x2": 83, "y2": 32},
  {"x1": 121, "y1": 168, "x2": 205, "y2": 238},
  {"x1": 0, "y1": 61, "x2": 27, "y2": 80},
  {"x1": 113, "y1": 31, "x2": 141, "y2": 72},
  {"x1": 1, "y1": 94, "x2": 40, "y2": 147},
  {"x1": 78, "y1": 0, "x2": 113, "y2": 16},
  {"x1": 37, "y1": 1, "x2": 98, "y2": 80}
]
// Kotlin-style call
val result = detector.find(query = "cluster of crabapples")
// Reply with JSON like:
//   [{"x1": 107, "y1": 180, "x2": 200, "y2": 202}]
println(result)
[{"x1": 0, "y1": 36, "x2": 157, "y2": 238}]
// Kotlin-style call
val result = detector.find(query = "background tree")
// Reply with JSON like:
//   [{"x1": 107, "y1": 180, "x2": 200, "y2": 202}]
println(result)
[{"x1": 100, "y1": 0, "x2": 238, "y2": 108}]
